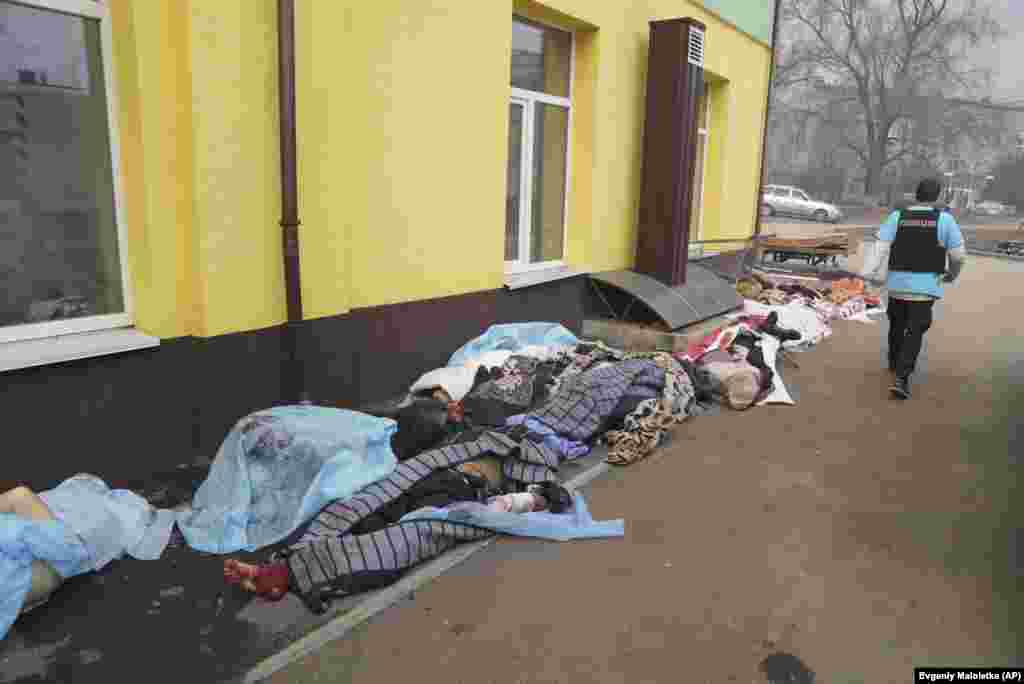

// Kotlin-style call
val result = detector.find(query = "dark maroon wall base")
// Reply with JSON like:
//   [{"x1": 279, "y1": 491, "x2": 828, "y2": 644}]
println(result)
[{"x1": 2, "y1": 277, "x2": 586, "y2": 491}]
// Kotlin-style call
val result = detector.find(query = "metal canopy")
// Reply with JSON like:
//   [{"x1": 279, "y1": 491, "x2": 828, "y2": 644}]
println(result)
[{"x1": 588, "y1": 266, "x2": 742, "y2": 331}]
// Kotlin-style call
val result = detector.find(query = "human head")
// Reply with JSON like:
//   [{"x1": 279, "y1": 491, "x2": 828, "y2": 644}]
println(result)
[{"x1": 915, "y1": 178, "x2": 942, "y2": 203}]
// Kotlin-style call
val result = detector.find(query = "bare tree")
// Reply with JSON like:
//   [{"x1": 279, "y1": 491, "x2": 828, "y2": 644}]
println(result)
[{"x1": 777, "y1": 0, "x2": 1005, "y2": 195}]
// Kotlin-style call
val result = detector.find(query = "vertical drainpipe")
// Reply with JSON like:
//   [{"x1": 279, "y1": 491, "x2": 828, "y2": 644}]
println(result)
[
  {"x1": 277, "y1": 0, "x2": 309, "y2": 404},
  {"x1": 753, "y1": 0, "x2": 783, "y2": 239}
]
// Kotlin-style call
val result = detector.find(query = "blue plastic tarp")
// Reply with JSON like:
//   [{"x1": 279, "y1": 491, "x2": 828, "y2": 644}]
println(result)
[
  {"x1": 399, "y1": 492, "x2": 624, "y2": 541},
  {"x1": 177, "y1": 406, "x2": 398, "y2": 554},
  {"x1": 447, "y1": 322, "x2": 578, "y2": 368},
  {"x1": 1, "y1": 474, "x2": 177, "y2": 640},
  {"x1": 40, "y1": 474, "x2": 177, "y2": 570},
  {"x1": 0, "y1": 515, "x2": 88, "y2": 640}
]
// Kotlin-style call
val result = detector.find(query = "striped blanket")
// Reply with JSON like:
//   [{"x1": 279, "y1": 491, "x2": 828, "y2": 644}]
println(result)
[
  {"x1": 277, "y1": 430, "x2": 562, "y2": 612},
  {"x1": 280, "y1": 517, "x2": 494, "y2": 614},
  {"x1": 279, "y1": 359, "x2": 665, "y2": 613}
]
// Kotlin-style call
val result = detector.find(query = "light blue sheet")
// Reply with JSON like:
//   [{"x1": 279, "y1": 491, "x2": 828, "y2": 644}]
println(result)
[
  {"x1": 399, "y1": 493, "x2": 624, "y2": 541},
  {"x1": 2, "y1": 474, "x2": 177, "y2": 640},
  {"x1": 177, "y1": 406, "x2": 398, "y2": 554},
  {"x1": 447, "y1": 322, "x2": 579, "y2": 368},
  {"x1": 40, "y1": 474, "x2": 176, "y2": 569},
  {"x1": 0, "y1": 515, "x2": 88, "y2": 640}
]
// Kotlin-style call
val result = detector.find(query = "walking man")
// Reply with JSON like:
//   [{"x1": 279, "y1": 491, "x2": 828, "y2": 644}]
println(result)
[{"x1": 861, "y1": 178, "x2": 967, "y2": 399}]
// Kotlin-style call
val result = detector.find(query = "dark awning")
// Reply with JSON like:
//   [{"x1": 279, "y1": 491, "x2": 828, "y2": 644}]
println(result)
[{"x1": 588, "y1": 266, "x2": 742, "y2": 331}]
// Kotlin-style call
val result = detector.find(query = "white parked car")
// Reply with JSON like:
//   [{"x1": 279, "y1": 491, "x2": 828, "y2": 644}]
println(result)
[{"x1": 761, "y1": 184, "x2": 843, "y2": 223}]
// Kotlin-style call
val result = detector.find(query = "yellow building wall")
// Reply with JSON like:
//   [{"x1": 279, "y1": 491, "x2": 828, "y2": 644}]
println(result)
[
  {"x1": 701, "y1": 31, "x2": 771, "y2": 245},
  {"x1": 293, "y1": 3, "x2": 351, "y2": 320},
  {"x1": 322, "y1": 1, "x2": 513, "y2": 311},
  {"x1": 333, "y1": 0, "x2": 772, "y2": 310},
  {"x1": 518, "y1": 0, "x2": 770, "y2": 266},
  {"x1": 187, "y1": 1, "x2": 285, "y2": 337},
  {"x1": 109, "y1": 0, "x2": 769, "y2": 338},
  {"x1": 109, "y1": 0, "x2": 286, "y2": 338},
  {"x1": 109, "y1": 0, "x2": 198, "y2": 339}
]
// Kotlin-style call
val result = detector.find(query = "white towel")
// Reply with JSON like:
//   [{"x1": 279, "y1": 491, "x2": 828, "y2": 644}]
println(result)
[
  {"x1": 409, "y1": 365, "x2": 479, "y2": 402},
  {"x1": 756, "y1": 335, "x2": 796, "y2": 406}
]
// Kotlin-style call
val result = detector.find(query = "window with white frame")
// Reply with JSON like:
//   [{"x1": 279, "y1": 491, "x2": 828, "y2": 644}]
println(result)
[
  {"x1": 0, "y1": 0, "x2": 131, "y2": 344},
  {"x1": 506, "y1": 17, "x2": 572, "y2": 269},
  {"x1": 689, "y1": 82, "x2": 710, "y2": 247}
]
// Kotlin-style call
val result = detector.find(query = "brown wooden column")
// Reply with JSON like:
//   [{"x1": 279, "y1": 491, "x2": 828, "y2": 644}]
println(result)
[{"x1": 634, "y1": 18, "x2": 705, "y2": 287}]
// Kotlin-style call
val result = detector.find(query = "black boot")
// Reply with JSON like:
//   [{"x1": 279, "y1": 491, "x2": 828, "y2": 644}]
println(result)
[
  {"x1": 760, "y1": 312, "x2": 802, "y2": 343},
  {"x1": 889, "y1": 375, "x2": 911, "y2": 400}
]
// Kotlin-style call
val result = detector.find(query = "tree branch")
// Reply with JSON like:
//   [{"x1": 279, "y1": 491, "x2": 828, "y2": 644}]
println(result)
[
  {"x1": 885, "y1": 147, "x2": 917, "y2": 165},
  {"x1": 841, "y1": 136, "x2": 868, "y2": 162},
  {"x1": 787, "y1": 1, "x2": 868, "y2": 91}
]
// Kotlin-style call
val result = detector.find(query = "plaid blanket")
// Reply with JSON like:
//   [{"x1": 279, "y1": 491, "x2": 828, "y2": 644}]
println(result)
[{"x1": 525, "y1": 359, "x2": 664, "y2": 442}]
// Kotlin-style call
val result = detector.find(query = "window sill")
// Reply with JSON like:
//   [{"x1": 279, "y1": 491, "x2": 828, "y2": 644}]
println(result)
[
  {"x1": 0, "y1": 327, "x2": 160, "y2": 373},
  {"x1": 504, "y1": 263, "x2": 588, "y2": 290}
]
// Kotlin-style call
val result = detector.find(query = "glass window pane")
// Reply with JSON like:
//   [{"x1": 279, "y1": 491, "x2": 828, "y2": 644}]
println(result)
[
  {"x1": 1, "y1": 2, "x2": 124, "y2": 329},
  {"x1": 690, "y1": 131, "x2": 706, "y2": 243},
  {"x1": 505, "y1": 103, "x2": 524, "y2": 261},
  {"x1": 530, "y1": 103, "x2": 568, "y2": 263},
  {"x1": 511, "y1": 18, "x2": 571, "y2": 98},
  {"x1": 695, "y1": 83, "x2": 709, "y2": 131}
]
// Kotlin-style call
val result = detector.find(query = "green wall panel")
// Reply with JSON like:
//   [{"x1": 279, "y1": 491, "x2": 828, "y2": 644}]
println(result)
[{"x1": 698, "y1": 0, "x2": 775, "y2": 45}]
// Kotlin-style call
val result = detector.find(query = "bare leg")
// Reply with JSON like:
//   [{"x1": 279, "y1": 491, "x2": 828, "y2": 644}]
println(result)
[
  {"x1": 0, "y1": 486, "x2": 55, "y2": 522},
  {"x1": 0, "y1": 487, "x2": 63, "y2": 612}
]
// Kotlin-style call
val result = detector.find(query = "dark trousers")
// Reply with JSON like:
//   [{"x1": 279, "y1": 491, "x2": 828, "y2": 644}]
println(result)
[{"x1": 887, "y1": 297, "x2": 934, "y2": 377}]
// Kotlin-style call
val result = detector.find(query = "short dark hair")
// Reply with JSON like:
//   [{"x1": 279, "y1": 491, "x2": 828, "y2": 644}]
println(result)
[{"x1": 916, "y1": 178, "x2": 942, "y2": 203}]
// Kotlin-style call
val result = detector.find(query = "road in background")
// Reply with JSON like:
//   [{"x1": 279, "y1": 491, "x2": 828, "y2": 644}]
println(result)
[
  {"x1": 763, "y1": 208, "x2": 1021, "y2": 229},
  {"x1": 762, "y1": 213, "x2": 1023, "y2": 257}
]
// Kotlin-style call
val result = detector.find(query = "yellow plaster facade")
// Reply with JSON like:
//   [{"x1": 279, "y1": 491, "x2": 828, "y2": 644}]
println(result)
[{"x1": 104, "y1": 0, "x2": 772, "y2": 338}]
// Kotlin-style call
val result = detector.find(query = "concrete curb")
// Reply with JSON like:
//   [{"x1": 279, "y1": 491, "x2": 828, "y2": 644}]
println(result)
[{"x1": 241, "y1": 460, "x2": 613, "y2": 683}]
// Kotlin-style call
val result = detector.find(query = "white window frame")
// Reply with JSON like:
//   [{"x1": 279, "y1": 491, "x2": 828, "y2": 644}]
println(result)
[
  {"x1": 692, "y1": 83, "x2": 711, "y2": 244},
  {"x1": 505, "y1": 18, "x2": 574, "y2": 275},
  {"x1": 0, "y1": 0, "x2": 135, "y2": 345}
]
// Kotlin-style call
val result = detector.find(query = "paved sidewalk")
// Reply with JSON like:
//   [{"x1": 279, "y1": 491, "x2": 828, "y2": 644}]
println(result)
[{"x1": 273, "y1": 257, "x2": 1024, "y2": 684}]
